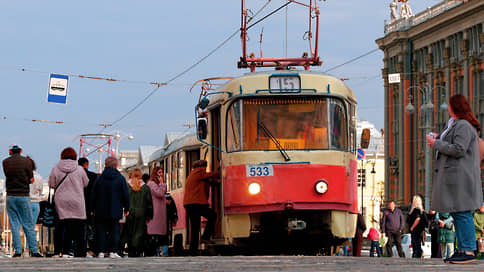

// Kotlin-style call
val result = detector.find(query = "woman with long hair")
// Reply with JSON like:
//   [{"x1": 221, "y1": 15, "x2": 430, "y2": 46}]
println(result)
[
  {"x1": 145, "y1": 166, "x2": 168, "y2": 256},
  {"x1": 120, "y1": 168, "x2": 153, "y2": 257},
  {"x1": 407, "y1": 195, "x2": 427, "y2": 258},
  {"x1": 426, "y1": 94, "x2": 483, "y2": 264}
]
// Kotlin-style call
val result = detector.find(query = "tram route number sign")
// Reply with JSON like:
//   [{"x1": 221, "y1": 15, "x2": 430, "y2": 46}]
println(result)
[
  {"x1": 246, "y1": 164, "x2": 274, "y2": 177},
  {"x1": 269, "y1": 75, "x2": 301, "y2": 92},
  {"x1": 357, "y1": 148, "x2": 365, "y2": 160},
  {"x1": 47, "y1": 73, "x2": 69, "y2": 104}
]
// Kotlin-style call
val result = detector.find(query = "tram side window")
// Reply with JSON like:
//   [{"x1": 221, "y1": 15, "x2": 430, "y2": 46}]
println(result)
[
  {"x1": 329, "y1": 100, "x2": 348, "y2": 150},
  {"x1": 349, "y1": 103, "x2": 356, "y2": 153},
  {"x1": 166, "y1": 156, "x2": 172, "y2": 190},
  {"x1": 171, "y1": 154, "x2": 177, "y2": 191},
  {"x1": 177, "y1": 152, "x2": 184, "y2": 189},
  {"x1": 226, "y1": 100, "x2": 242, "y2": 152}
]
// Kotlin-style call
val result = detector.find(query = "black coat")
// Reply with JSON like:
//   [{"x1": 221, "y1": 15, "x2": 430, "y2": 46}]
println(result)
[{"x1": 90, "y1": 167, "x2": 129, "y2": 220}]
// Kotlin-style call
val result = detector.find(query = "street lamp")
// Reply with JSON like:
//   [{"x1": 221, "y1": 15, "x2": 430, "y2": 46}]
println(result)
[
  {"x1": 405, "y1": 84, "x2": 446, "y2": 211},
  {"x1": 112, "y1": 131, "x2": 134, "y2": 159}
]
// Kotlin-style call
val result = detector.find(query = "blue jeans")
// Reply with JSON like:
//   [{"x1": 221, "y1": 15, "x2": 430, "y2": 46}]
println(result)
[
  {"x1": 450, "y1": 211, "x2": 476, "y2": 251},
  {"x1": 6, "y1": 196, "x2": 39, "y2": 254},
  {"x1": 370, "y1": 240, "x2": 381, "y2": 257},
  {"x1": 25, "y1": 202, "x2": 40, "y2": 250}
]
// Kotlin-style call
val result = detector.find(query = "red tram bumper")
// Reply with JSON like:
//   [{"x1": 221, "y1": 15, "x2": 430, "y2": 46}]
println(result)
[{"x1": 223, "y1": 162, "x2": 358, "y2": 214}]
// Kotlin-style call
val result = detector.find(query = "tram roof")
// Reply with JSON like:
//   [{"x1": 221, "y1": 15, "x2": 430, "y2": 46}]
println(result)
[
  {"x1": 209, "y1": 70, "x2": 356, "y2": 102},
  {"x1": 148, "y1": 132, "x2": 198, "y2": 162}
]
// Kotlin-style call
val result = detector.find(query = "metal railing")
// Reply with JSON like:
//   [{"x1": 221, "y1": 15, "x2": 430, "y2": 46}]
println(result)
[{"x1": 384, "y1": 0, "x2": 463, "y2": 34}]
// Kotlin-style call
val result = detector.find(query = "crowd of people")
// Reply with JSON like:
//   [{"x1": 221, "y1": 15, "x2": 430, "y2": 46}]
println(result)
[
  {"x1": 2, "y1": 146, "x2": 205, "y2": 258},
  {"x1": 2, "y1": 93, "x2": 484, "y2": 264}
]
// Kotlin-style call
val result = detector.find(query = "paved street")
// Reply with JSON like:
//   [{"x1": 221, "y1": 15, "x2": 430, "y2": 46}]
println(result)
[{"x1": 0, "y1": 256, "x2": 483, "y2": 272}]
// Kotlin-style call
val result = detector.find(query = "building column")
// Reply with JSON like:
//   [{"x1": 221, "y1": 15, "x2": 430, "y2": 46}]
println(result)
[
  {"x1": 444, "y1": 46, "x2": 451, "y2": 99},
  {"x1": 397, "y1": 58, "x2": 405, "y2": 205},
  {"x1": 382, "y1": 66, "x2": 390, "y2": 205},
  {"x1": 461, "y1": 39, "x2": 470, "y2": 97}
]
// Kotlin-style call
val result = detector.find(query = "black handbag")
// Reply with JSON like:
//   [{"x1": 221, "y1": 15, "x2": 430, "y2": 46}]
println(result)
[{"x1": 39, "y1": 173, "x2": 69, "y2": 227}]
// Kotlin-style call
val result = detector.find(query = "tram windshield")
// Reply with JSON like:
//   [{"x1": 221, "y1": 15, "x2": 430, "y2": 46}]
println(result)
[{"x1": 226, "y1": 97, "x2": 348, "y2": 152}]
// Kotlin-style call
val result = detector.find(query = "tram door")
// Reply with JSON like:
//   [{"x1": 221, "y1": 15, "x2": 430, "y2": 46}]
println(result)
[{"x1": 210, "y1": 107, "x2": 223, "y2": 239}]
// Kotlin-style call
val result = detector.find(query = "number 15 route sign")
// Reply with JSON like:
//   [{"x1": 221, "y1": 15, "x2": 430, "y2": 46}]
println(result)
[{"x1": 47, "y1": 74, "x2": 69, "y2": 104}]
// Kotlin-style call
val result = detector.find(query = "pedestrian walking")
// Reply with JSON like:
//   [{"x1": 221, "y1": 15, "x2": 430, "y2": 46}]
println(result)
[
  {"x1": 120, "y1": 168, "x2": 153, "y2": 257},
  {"x1": 90, "y1": 156, "x2": 129, "y2": 258},
  {"x1": 25, "y1": 156, "x2": 43, "y2": 255},
  {"x1": 367, "y1": 227, "x2": 381, "y2": 257},
  {"x1": 48, "y1": 147, "x2": 89, "y2": 258},
  {"x1": 437, "y1": 212, "x2": 455, "y2": 259},
  {"x1": 473, "y1": 205, "x2": 484, "y2": 259},
  {"x1": 427, "y1": 210, "x2": 442, "y2": 258},
  {"x1": 145, "y1": 167, "x2": 168, "y2": 256},
  {"x1": 407, "y1": 195, "x2": 427, "y2": 258},
  {"x1": 2, "y1": 145, "x2": 42, "y2": 257},
  {"x1": 183, "y1": 160, "x2": 220, "y2": 256},
  {"x1": 426, "y1": 94, "x2": 483, "y2": 264},
  {"x1": 352, "y1": 213, "x2": 366, "y2": 257},
  {"x1": 381, "y1": 200, "x2": 405, "y2": 257},
  {"x1": 78, "y1": 157, "x2": 98, "y2": 257}
]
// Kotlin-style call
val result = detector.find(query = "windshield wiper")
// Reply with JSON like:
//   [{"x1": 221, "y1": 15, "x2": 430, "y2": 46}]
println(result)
[{"x1": 258, "y1": 121, "x2": 291, "y2": 161}]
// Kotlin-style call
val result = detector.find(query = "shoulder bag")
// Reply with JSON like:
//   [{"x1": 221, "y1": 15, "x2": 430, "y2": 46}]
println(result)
[{"x1": 39, "y1": 173, "x2": 69, "y2": 227}]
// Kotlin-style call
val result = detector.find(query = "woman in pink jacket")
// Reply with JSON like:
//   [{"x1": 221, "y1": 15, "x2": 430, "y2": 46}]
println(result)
[
  {"x1": 48, "y1": 147, "x2": 89, "y2": 258},
  {"x1": 146, "y1": 166, "x2": 168, "y2": 256}
]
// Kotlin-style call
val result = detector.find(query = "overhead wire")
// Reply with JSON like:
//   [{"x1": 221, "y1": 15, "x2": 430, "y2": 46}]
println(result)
[
  {"x1": 323, "y1": 48, "x2": 380, "y2": 73},
  {"x1": 99, "y1": 0, "x2": 275, "y2": 132}
]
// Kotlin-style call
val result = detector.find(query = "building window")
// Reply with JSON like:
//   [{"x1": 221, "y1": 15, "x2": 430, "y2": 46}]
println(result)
[
  {"x1": 449, "y1": 32, "x2": 463, "y2": 62},
  {"x1": 432, "y1": 40, "x2": 445, "y2": 69},
  {"x1": 415, "y1": 48, "x2": 427, "y2": 72},
  {"x1": 468, "y1": 24, "x2": 482, "y2": 56},
  {"x1": 479, "y1": 70, "x2": 484, "y2": 132},
  {"x1": 358, "y1": 169, "x2": 366, "y2": 187},
  {"x1": 436, "y1": 82, "x2": 447, "y2": 132}
]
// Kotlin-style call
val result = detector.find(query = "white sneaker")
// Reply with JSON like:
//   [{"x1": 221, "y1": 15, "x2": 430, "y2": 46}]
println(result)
[
  {"x1": 109, "y1": 252, "x2": 121, "y2": 258},
  {"x1": 86, "y1": 253, "x2": 94, "y2": 258},
  {"x1": 62, "y1": 254, "x2": 73, "y2": 258},
  {"x1": 97, "y1": 252, "x2": 105, "y2": 258}
]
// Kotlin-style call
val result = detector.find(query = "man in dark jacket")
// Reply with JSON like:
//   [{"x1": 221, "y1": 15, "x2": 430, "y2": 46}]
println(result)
[
  {"x1": 78, "y1": 157, "x2": 98, "y2": 256},
  {"x1": 2, "y1": 145, "x2": 42, "y2": 257},
  {"x1": 90, "y1": 156, "x2": 129, "y2": 258},
  {"x1": 381, "y1": 200, "x2": 405, "y2": 257},
  {"x1": 183, "y1": 160, "x2": 219, "y2": 256}
]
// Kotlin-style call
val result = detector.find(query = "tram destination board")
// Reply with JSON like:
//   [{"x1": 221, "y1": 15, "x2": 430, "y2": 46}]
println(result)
[{"x1": 269, "y1": 75, "x2": 301, "y2": 92}]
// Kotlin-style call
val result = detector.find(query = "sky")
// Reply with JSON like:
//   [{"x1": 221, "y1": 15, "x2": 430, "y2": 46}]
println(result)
[{"x1": 0, "y1": 0, "x2": 441, "y2": 178}]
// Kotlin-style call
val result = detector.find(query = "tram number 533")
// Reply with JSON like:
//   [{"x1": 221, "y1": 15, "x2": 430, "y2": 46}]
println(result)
[{"x1": 246, "y1": 164, "x2": 274, "y2": 177}]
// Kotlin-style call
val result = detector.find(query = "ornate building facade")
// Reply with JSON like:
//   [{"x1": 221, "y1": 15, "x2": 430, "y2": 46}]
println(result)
[{"x1": 376, "y1": 0, "x2": 484, "y2": 207}]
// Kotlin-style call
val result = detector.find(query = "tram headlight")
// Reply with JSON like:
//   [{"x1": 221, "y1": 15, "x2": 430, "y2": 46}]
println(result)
[
  {"x1": 248, "y1": 182, "x2": 261, "y2": 195},
  {"x1": 314, "y1": 180, "x2": 328, "y2": 195}
]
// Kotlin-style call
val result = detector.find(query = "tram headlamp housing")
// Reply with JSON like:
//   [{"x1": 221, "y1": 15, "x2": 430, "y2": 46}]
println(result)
[
  {"x1": 248, "y1": 182, "x2": 261, "y2": 195},
  {"x1": 314, "y1": 180, "x2": 328, "y2": 195}
]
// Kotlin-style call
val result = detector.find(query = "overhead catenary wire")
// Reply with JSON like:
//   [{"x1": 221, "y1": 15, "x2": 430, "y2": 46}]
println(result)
[
  {"x1": 100, "y1": 0, "x2": 274, "y2": 131},
  {"x1": 323, "y1": 48, "x2": 380, "y2": 73}
]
